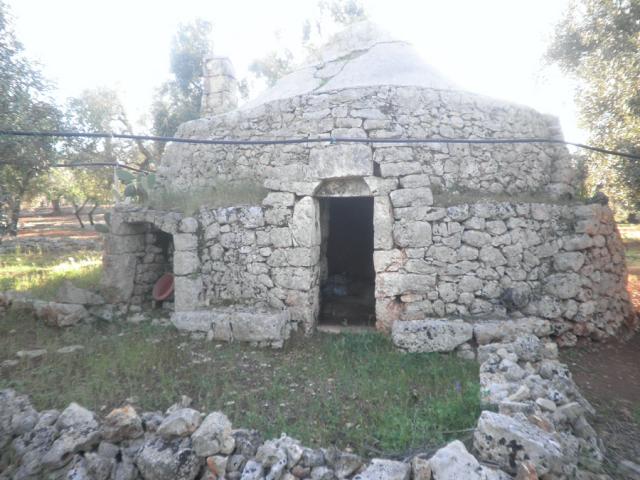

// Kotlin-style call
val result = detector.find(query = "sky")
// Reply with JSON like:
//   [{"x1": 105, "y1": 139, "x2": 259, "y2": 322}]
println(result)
[{"x1": 7, "y1": 0, "x2": 584, "y2": 140}]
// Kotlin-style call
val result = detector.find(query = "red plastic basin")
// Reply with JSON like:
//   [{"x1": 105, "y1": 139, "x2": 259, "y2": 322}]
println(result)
[{"x1": 152, "y1": 273, "x2": 174, "y2": 301}]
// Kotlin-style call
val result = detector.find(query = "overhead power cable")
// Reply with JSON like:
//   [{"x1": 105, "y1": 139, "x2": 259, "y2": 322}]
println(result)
[{"x1": 0, "y1": 129, "x2": 639, "y2": 161}]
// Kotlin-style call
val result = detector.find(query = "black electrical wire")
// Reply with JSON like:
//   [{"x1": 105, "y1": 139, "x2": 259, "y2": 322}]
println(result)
[
  {"x1": 1, "y1": 129, "x2": 639, "y2": 161},
  {"x1": 0, "y1": 160, "x2": 151, "y2": 174}
]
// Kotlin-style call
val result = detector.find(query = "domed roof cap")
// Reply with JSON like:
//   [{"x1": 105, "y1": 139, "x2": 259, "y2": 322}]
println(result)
[{"x1": 242, "y1": 21, "x2": 457, "y2": 109}]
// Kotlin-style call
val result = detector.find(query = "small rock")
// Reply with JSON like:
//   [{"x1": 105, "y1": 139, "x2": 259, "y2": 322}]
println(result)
[
  {"x1": 102, "y1": 405, "x2": 144, "y2": 442},
  {"x1": 56, "y1": 280, "x2": 105, "y2": 305},
  {"x1": 354, "y1": 458, "x2": 410, "y2": 480},
  {"x1": 57, "y1": 402, "x2": 98, "y2": 430},
  {"x1": 16, "y1": 349, "x2": 47, "y2": 359},
  {"x1": 191, "y1": 411, "x2": 235, "y2": 457},
  {"x1": 56, "y1": 345, "x2": 85, "y2": 354},
  {"x1": 157, "y1": 408, "x2": 202, "y2": 438},
  {"x1": 135, "y1": 437, "x2": 202, "y2": 480},
  {"x1": 535, "y1": 398, "x2": 556, "y2": 412}
]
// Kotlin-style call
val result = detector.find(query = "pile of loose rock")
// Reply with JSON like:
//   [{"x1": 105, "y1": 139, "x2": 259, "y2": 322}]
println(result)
[{"x1": 0, "y1": 331, "x2": 621, "y2": 479}]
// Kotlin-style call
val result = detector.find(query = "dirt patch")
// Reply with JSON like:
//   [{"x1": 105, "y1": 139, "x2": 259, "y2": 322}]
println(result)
[
  {"x1": 15, "y1": 207, "x2": 106, "y2": 240},
  {"x1": 561, "y1": 334, "x2": 640, "y2": 471}
]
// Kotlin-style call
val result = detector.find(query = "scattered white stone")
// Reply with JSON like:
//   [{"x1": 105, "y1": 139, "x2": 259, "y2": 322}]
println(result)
[
  {"x1": 56, "y1": 345, "x2": 84, "y2": 354},
  {"x1": 15, "y1": 349, "x2": 47, "y2": 359}
]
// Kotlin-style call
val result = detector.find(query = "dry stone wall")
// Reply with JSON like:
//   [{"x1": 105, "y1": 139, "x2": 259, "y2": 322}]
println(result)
[
  {"x1": 379, "y1": 201, "x2": 632, "y2": 346},
  {"x1": 158, "y1": 85, "x2": 576, "y2": 200},
  {"x1": 0, "y1": 335, "x2": 616, "y2": 479}
]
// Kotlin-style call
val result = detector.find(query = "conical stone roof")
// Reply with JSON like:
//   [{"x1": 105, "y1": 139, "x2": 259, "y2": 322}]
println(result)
[{"x1": 242, "y1": 21, "x2": 457, "y2": 109}]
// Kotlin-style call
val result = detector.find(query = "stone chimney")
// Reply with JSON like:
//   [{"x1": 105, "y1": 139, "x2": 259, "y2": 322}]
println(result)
[{"x1": 201, "y1": 56, "x2": 238, "y2": 116}]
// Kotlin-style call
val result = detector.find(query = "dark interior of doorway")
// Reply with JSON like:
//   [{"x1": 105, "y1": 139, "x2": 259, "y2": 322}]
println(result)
[{"x1": 319, "y1": 197, "x2": 375, "y2": 327}]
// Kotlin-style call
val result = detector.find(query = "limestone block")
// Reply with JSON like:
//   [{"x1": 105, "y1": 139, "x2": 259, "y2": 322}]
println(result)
[
  {"x1": 479, "y1": 245, "x2": 507, "y2": 266},
  {"x1": 373, "y1": 250, "x2": 406, "y2": 272},
  {"x1": 272, "y1": 267, "x2": 314, "y2": 291},
  {"x1": 392, "y1": 319, "x2": 473, "y2": 352},
  {"x1": 380, "y1": 162, "x2": 422, "y2": 177},
  {"x1": 104, "y1": 234, "x2": 145, "y2": 255},
  {"x1": 101, "y1": 254, "x2": 138, "y2": 302},
  {"x1": 553, "y1": 252, "x2": 585, "y2": 272},
  {"x1": 473, "y1": 318, "x2": 552, "y2": 345},
  {"x1": 544, "y1": 273, "x2": 582, "y2": 300},
  {"x1": 55, "y1": 281, "x2": 104, "y2": 305},
  {"x1": 363, "y1": 176, "x2": 398, "y2": 195},
  {"x1": 389, "y1": 188, "x2": 433, "y2": 207},
  {"x1": 462, "y1": 230, "x2": 491, "y2": 248},
  {"x1": 173, "y1": 251, "x2": 200, "y2": 276},
  {"x1": 308, "y1": 144, "x2": 372, "y2": 178},
  {"x1": 173, "y1": 275, "x2": 203, "y2": 311},
  {"x1": 428, "y1": 440, "x2": 510, "y2": 480},
  {"x1": 285, "y1": 247, "x2": 320, "y2": 267},
  {"x1": 171, "y1": 307, "x2": 290, "y2": 345},
  {"x1": 376, "y1": 273, "x2": 436, "y2": 297},
  {"x1": 179, "y1": 217, "x2": 198, "y2": 233},
  {"x1": 399, "y1": 174, "x2": 430, "y2": 188},
  {"x1": 474, "y1": 411, "x2": 565, "y2": 476},
  {"x1": 36, "y1": 302, "x2": 90, "y2": 327},
  {"x1": 373, "y1": 196, "x2": 394, "y2": 250},
  {"x1": 191, "y1": 412, "x2": 235, "y2": 457},
  {"x1": 353, "y1": 458, "x2": 410, "y2": 480},
  {"x1": 562, "y1": 234, "x2": 593, "y2": 251},
  {"x1": 393, "y1": 222, "x2": 432, "y2": 248},
  {"x1": 291, "y1": 197, "x2": 320, "y2": 247},
  {"x1": 173, "y1": 233, "x2": 198, "y2": 251},
  {"x1": 263, "y1": 192, "x2": 295, "y2": 207}
]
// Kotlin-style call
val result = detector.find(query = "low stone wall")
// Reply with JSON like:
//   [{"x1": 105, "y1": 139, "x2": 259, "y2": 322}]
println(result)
[{"x1": 0, "y1": 335, "x2": 614, "y2": 479}]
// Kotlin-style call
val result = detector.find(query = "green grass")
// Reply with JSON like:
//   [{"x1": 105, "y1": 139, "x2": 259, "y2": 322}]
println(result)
[
  {"x1": 619, "y1": 224, "x2": 640, "y2": 271},
  {"x1": 0, "y1": 249, "x2": 102, "y2": 300},
  {"x1": 0, "y1": 311, "x2": 480, "y2": 456}
]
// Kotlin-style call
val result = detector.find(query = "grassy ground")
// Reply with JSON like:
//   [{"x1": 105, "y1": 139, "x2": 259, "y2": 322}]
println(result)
[
  {"x1": 0, "y1": 249, "x2": 102, "y2": 300},
  {"x1": 0, "y1": 309, "x2": 480, "y2": 457}
]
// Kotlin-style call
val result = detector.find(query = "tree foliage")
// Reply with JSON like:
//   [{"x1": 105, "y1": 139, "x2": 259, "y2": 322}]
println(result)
[
  {"x1": 61, "y1": 87, "x2": 145, "y2": 227},
  {"x1": 0, "y1": 0, "x2": 61, "y2": 235},
  {"x1": 151, "y1": 19, "x2": 212, "y2": 146},
  {"x1": 248, "y1": 0, "x2": 367, "y2": 88},
  {"x1": 547, "y1": 0, "x2": 640, "y2": 215}
]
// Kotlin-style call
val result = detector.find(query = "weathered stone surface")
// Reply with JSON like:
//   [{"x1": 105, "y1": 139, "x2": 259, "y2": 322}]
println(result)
[
  {"x1": 36, "y1": 302, "x2": 90, "y2": 327},
  {"x1": 353, "y1": 458, "x2": 410, "y2": 480},
  {"x1": 393, "y1": 221, "x2": 432, "y2": 247},
  {"x1": 473, "y1": 318, "x2": 552, "y2": 345},
  {"x1": 157, "y1": 408, "x2": 202, "y2": 438},
  {"x1": 474, "y1": 411, "x2": 565, "y2": 476},
  {"x1": 171, "y1": 307, "x2": 290, "y2": 345},
  {"x1": 544, "y1": 273, "x2": 582, "y2": 300},
  {"x1": 392, "y1": 319, "x2": 473, "y2": 352},
  {"x1": 428, "y1": 440, "x2": 510, "y2": 480},
  {"x1": 291, "y1": 197, "x2": 320, "y2": 247},
  {"x1": 55, "y1": 280, "x2": 105, "y2": 305},
  {"x1": 308, "y1": 144, "x2": 373, "y2": 178},
  {"x1": 102, "y1": 405, "x2": 144, "y2": 442},
  {"x1": 191, "y1": 412, "x2": 235, "y2": 457},
  {"x1": 135, "y1": 437, "x2": 202, "y2": 480}
]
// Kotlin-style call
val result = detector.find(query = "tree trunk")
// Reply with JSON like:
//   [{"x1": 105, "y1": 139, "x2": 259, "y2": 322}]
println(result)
[
  {"x1": 87, "y1": 201, "x2": 99, "y2": 226},
  {"x1": 72, "y1": 199, "x2": 88, "y2": 229},
  {"x1": 7, "y1": 171, "x2": 35, "y2": 236},
  {"x1": 8, "y1": 198, "x2": 21, "y2": 237},
  {"x1": 51, "y1": 198, "x2": 62, "y2": 215}
]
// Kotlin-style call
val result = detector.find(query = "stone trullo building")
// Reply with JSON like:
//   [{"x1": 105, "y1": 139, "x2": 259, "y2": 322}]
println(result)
[{"x1": 102, "y1": 22, "x2": 634, "y2": 349}]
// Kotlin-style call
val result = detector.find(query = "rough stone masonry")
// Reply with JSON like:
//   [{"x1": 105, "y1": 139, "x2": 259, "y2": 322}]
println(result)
[{"x1": 102, "y1": 21, "x2": 635, "y2": 349}]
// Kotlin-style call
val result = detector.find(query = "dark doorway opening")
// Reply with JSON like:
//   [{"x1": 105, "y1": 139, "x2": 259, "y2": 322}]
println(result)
[{"x1": 319, "y1": 197, "x2": 375, "y2": 327}]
